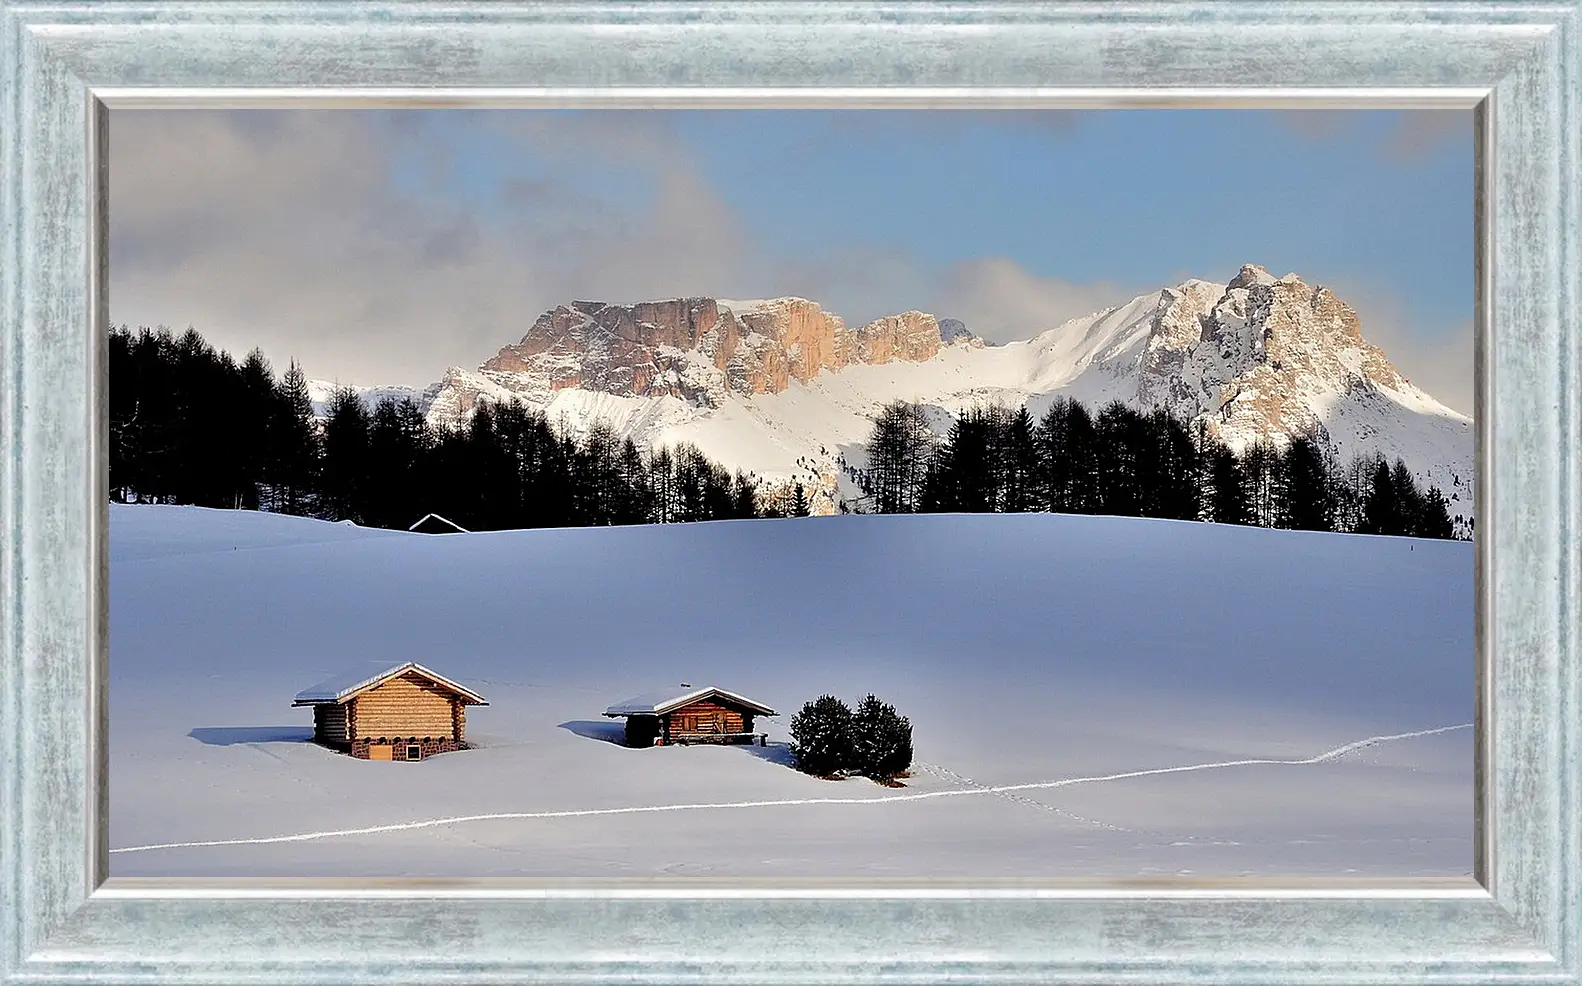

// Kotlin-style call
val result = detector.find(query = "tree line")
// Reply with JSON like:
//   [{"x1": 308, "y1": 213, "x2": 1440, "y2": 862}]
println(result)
[
  {"x1": 110, "y1": 325, "x2": 774, "y2": 531},
  {"x1": 852, "y1": 398, "x2": 1470, "y2": 540}
]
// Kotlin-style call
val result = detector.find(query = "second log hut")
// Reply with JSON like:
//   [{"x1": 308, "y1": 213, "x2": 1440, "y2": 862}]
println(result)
[{"x1": 603, "y1": 684, "x2": 777, "y2": 747}]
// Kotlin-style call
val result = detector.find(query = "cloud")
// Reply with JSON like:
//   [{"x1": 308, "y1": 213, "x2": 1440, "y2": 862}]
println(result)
[
  {"x1": 1274, "y1": 109, "x2": 1471, "y2": 163},
  {"x1": 109, "y1": 110, "x2": 760, "y2": 387},
  {"x1": 926, "y1": 258, "x2": 1146, "y2": 344}
]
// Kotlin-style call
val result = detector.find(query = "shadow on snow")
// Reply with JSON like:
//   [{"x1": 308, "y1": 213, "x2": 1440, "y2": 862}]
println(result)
[
  {"x1": 557, "y1": 721, "x2": 800, "y2": 768},
  {"x1": 189, "y1": 726, "x2": 314, "y2": 746},
  {"x1": 557, "y1": 720, "x2": 626, "y2": 745}
]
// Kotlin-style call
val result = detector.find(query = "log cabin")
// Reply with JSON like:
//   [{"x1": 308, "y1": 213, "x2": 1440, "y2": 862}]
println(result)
[
  {"x1": 292, "y1": 661, "x2": 488, "y2": 761},
  {"x1": 603, "y1": 685, "x2": 777, "y2": 747}
]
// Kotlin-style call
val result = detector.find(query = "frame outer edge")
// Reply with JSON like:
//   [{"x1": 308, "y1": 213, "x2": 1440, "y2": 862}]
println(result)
[
  {"x1": 0, "y1": 0, "x2": 21, "y2": 976},
  {"x1": 1488, "y1": 13, "x2": 1580, "y2": 972},
  {"x1": 11, "y1": 20, "x2": 94, "y2": 967},
  {"x1": 2, "y1": 2, "x2": 1581, "y2": 983},
  {"x1": 1553, "y1": 4, "x2": 1581, "y2": 975}
]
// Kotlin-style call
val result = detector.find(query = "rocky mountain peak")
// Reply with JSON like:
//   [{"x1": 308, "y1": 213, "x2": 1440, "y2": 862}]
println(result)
[
  {"x1": 433, "y1": 296, "x2": 979, "y2": 420},
  {"x1": 1126, "y1": 266, "x2": 1421, "y2": 449}
]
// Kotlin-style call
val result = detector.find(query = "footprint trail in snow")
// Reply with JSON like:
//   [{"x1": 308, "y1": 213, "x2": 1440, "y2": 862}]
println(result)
[{"x1": 110, "y1": 723, "x2": 1470, "y2": 855}]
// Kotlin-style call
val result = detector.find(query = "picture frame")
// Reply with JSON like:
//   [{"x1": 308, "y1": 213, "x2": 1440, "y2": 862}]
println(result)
[{"x1": 1, "y1": 1, "x2": 1577, "y2": 982}]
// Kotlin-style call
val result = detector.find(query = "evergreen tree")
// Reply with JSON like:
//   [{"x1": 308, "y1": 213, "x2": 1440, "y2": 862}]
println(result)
[
  {"x1": 270, "y1": 360, "x2": 320, "y2": 515},
  {"x1": 614, "y1": 437, "x2": 653, "y2": 525},
  {"x1": 1419, "y1": 486, "x2": 1455, "y2": 539},
  {"x1": 1360, "y1": 459, "x2": 1401, "y2": 535},
  {"x1": 1333, "y1": 452, "x2": 1377, "y2": 534},
  {"x1": 1276, "y1": 433, "x2": 1336, "y2": 532},
  {"x1": 1242, "y1": 439, "x2": 1281, "y2": 528},
  {"x1": 108, "y1": 327, "x2": 139, "y2": 502},
  {"x1": 320, "y1": 387, "x2": 372, "y2": 522},
  {"x1": 236, "y1": 348, "x2": 278, "y2": 511},
  {"x1": 1093, "y1": 401, "x2": 1144, "y2": 516},
  {"x1": 1391, "y1": 460, "x2": 1427, "y2": 535},
  {"x1": 1000, "y1": 405, "x2": 1039, "y2": 513},
  {"x1": 730, "y1": 471, "x2": 760, "y2": 519},
  {"x1": 1205, "y1": 440, "x2": 1251, "y2": 526},
  {"x1": 861, "y1": 401, "x2": 935, "y2": 513},
  {"x1": 1148, "y1": 408, "x2": 1201, "y2": 520},
  {"x1": 789, "y1": 481, "x2": 810, "y2": 517},
  {"x1": 649, "y1": 446, "x2": 678, "y2": 524},
  {"x1": 927, "y1": 407, "x2": 1001, "y2": 513},
  {"x1": 367, "y1": 396, "x2": 430, "y2": 528},
  {"x1": 1034, "y1": 397, "x2": 1097, "y2": 513},
  {"x1": 850, "y1": 693, "x2": 913, "y2": 780},
  {"x1": 789, "y1": 695, "x2": 855, "y2": 777}
]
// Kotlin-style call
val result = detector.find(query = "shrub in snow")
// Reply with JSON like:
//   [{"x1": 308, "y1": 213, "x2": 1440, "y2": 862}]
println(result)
[
  {"x1": 851, "y1": 693, "x2": 913, "y2": 779},
  {"x1": 790, "y1": 695, "x2": 855, "y2": 777}
]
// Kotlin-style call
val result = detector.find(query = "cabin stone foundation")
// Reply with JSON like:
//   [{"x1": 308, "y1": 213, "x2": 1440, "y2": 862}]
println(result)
[{"x1": 351, "y1": 736, "x2": 463, "y2": 761}]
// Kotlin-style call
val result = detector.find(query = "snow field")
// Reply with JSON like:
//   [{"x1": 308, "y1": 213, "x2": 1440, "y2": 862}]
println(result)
[{"x1": 110, "y1": 504, "x2": 1473, "y2": 878}]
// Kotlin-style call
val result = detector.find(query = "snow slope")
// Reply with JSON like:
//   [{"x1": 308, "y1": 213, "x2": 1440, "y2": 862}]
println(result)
[{"x1": 110, "y1": 504, "x2": 1473, "y2": 878}]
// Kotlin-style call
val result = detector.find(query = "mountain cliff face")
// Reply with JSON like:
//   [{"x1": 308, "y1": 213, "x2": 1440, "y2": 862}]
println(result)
[
  {"x1": 428, "y1": 297, "x2": 964, "y2": 424},
  {"x1": 414, "y1": 267, "x2": 1471, "y2": 522}
]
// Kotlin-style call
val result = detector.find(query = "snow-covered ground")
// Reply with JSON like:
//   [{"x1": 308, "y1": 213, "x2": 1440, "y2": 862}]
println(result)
[{"x1": 110, "y1": 504, "x2": 1473, "y2": 878}]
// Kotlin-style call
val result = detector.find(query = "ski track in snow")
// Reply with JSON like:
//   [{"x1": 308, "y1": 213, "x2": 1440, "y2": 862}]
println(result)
[{"x1": 110, "y1": 724, "x2": 1470, "y2": 855}]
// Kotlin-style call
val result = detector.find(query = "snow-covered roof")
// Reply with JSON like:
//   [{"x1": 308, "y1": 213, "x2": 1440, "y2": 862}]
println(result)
[
  {"x1": 292, "y1": 660, "x2": 488, "y2": 706},
  {"x1": 408, "y1": 513, "x2": 469, "y2": 534},
  {"x1": 603, "y1": 685, "x2": 777, "y2": 718}
]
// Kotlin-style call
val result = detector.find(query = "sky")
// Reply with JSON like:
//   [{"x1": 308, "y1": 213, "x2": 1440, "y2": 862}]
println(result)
[{"x1": 108, "y1": 108, "x2": 1474, "y2": 414}]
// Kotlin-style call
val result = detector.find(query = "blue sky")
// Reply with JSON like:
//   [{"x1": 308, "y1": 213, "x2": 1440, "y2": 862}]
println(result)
[{"x1": 109, "y1": 108, "x2": 1474, "y2": 410}]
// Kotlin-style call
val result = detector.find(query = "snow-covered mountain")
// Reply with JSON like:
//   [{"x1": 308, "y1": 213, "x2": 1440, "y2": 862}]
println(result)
[
  {"x1": 388, "y1": 265, "x2": 1476, "y2": 520},
  {"x1": 305, "y1": 379, "x2": 436, "y2": 419}
]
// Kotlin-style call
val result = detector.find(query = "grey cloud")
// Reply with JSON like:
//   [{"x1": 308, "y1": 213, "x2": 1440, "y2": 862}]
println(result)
[{"x1": 109, "y1": 110, "x2": 753, "y2": 387}]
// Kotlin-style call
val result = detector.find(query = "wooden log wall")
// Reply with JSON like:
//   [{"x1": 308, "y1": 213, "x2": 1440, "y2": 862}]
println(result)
[
  {"x1": 313, "y1": 703, "x2": 350, "y2": 745},
  {"x1": 670, "y1": 700, "x2": 745, "y2": 734},
  {"x1": 351, "y1": 672, "x2": 457, "y2": 739}
]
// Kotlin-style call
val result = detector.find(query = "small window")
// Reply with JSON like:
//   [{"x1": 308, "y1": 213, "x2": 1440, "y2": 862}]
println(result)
[{"x1": 406, "y1": 745, "x2": 422, "y2": 761}]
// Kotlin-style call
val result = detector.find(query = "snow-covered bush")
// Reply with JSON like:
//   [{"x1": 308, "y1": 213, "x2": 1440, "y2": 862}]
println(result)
[
  {"x1": 789, "y1": 695, "x2": 855, "y2": 777},
  {"x1": 851, "y1": 694, "x2": 913, "y2": 779}
]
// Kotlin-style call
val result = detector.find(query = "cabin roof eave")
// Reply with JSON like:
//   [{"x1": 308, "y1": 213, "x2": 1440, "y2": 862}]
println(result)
[
  {"x1": 603, "y1": 685, "x2": 777, "y2": 718},
  {"x1": 292, "y1": 660, "x2": 489, "y2": 706}
]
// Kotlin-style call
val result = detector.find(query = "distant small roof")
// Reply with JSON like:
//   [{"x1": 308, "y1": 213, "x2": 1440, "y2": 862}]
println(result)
[
  {"x1": 604, "y1": 685, "x2": 777, "y2": 718},
  {"x1": 292, "y1": 660, "x2": 488, "y2": 706},
  {"x1": 408, "y1": 513, "x2": 469, "y2": 534}
]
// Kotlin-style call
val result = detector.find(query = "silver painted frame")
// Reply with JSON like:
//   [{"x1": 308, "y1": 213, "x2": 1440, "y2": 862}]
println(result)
[{"x1": 1, "y1": 2, "x2": 1578, "y2": 983}]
